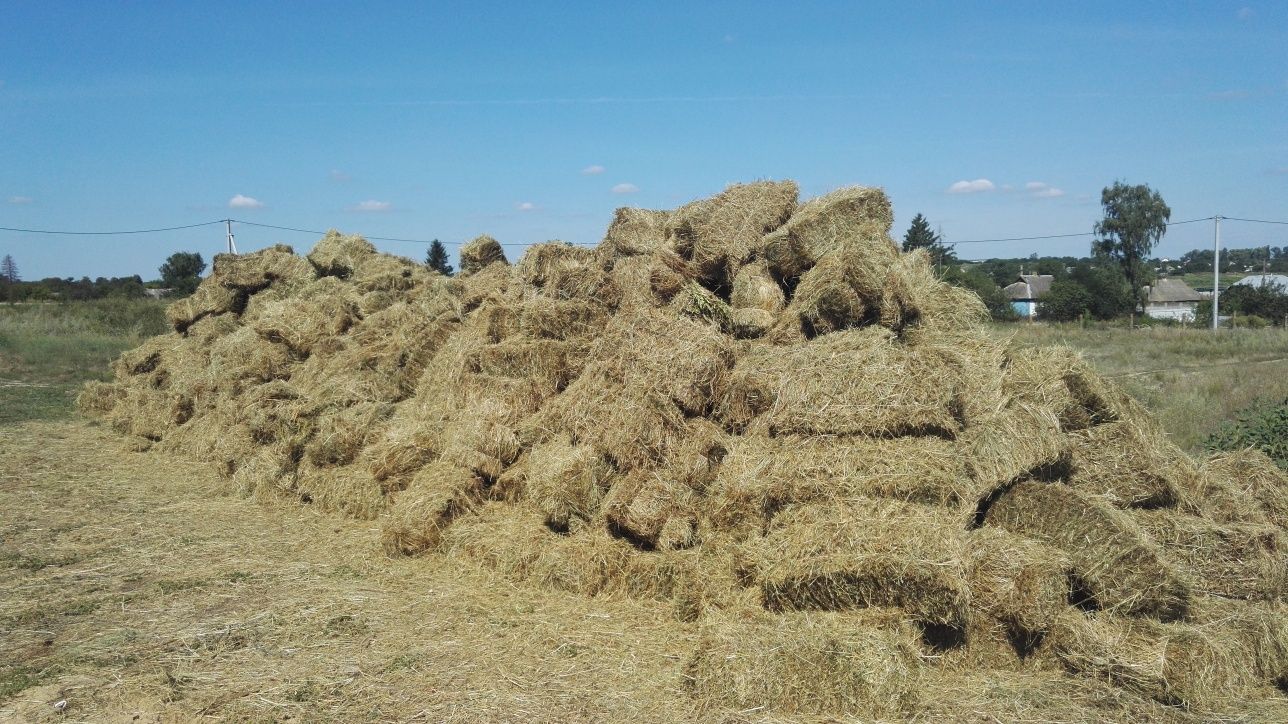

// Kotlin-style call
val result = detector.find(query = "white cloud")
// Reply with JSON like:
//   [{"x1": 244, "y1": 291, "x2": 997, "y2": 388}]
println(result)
[
  {"x1": 7, "y1": 195, "x2": 33, "y2": 205},
  {"x1": 946, "y1": 179, "x2": 995, "y2": 194},
  {"x1": 1237, "y1": 6, "x2": 1255, "y2": 20},
  {"x1": 350, "y1": 200, "x2": 392, "y2": 212},
  {"x1": 1025, "y1": 181, "x2": 1065, "y2": 198},
  {"x1": 516, "y1": 201, "x2": 536, "y2": 211},
  {"x1": 228, "y1": 194, "x2": 264, "y2": 209},
  {"x1": 329, "y1": 169, "x2": 351, "y2": 182},
  {"x1": 612, "y1": 183, "x2": 640, "y2": 194},
  {"x1": 581, "y1": 165, "x2": 605, "y2": 175}
]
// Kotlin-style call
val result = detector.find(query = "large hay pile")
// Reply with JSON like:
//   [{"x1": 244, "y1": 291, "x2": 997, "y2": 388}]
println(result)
[{"x1": 82, "y1": 181, "x2": 1288, "y2": 718}]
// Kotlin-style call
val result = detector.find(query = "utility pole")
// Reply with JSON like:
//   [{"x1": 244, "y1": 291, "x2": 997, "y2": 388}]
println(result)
[
  {"x1": 225, "y1": 219, "x2": 238, "y2": 255},
  {"x1": 1211, "y1": 215, "x2": 1221, "y2": 330}
]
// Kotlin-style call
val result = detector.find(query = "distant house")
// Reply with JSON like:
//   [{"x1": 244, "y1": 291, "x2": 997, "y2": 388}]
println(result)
[
  {"x1": 1231, "y1": 273, "x2": 1288, "y2": 291},
  {"x1": 1003, "y1": 274, "x2": 1054, "y2": 318},
  {"x1": 1143, "y1": 278, "x2": 1202, "y2": 322},
  {"x1": 144, "y1": 288, "x2": 171, "y2": 300}
]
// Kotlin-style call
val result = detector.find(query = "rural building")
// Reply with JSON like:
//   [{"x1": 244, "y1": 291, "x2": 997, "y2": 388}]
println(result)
[
  {"x1": 1143, "y1": 278, "x2": 1202, "y2": 322},
  {"x1": 1003, "y1": 274, "x2": 1054, "y2": 318},
  {"x1": 1232, "y1": 273, "x2": 1288, "y2": 291}
]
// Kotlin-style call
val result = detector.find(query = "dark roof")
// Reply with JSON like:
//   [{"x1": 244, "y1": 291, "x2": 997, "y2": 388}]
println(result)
[
  {"x1": 1004, "y1": 274, "x2": 1054, "y2": 301},
  {"x1": 1145, "y1": 278, "x2": 1202, "y2": 304}
]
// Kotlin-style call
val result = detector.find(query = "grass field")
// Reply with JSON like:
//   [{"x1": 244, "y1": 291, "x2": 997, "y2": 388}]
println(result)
[{"x1": 3, "y1": 305, "x2": 1288, "y2": 720}]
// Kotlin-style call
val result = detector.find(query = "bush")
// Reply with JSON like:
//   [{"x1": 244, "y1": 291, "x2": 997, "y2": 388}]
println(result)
[
  {"x1": 1037, "y1": 281, "x2": 1094, "y2": 322},
  {"x1": 1206, "y1": 397, "x2": 1288, "y2": 468},
  {"x1": 940, "y1": 266, "x2": 1019, "y2": 321}
]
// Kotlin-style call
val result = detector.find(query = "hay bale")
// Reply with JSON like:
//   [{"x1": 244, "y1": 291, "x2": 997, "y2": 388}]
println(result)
[
  {"x1": 1002, "y1": 346, "x2": 1123, "y2": 431},
  {"x1": 747, "y1": 499, "x2": 971, "y2": 629},
  {"x1": 719, "y1": 325, "x2": 964, "y2": 438},
  {"x1": 518, "y1": 297, "x2": 609, "y2": 340},
  {"x1": 965, "y1": 527, "x2": 1072, "y2": 641},
  {"x1": 666, "y1": 281, "x2": 732, "y2": 331},
  {"x1": 307, "y1": 230, "x2": 377, "y2": 277},
  {"x1": 778, "y1": 247, "x2": 874, "y2": 336},
  {"x1": 211, "y1": 244, "x2": 315, "y2": 292},
  {"x1": 1050, "y1": 611, "x2": 1258, "y2": 710},
  {"x1": 465, "y1": 339, "x2": 587, "y2": 396},
  {"x1": 729, "y1": 259, "x2": 785, "y2": 313},
  {"x1": 761, "y1": 186, "x2": 896, "y2": 281},
  {"x1": 1199, "y1": 449, "x2": 1288, "y2": 529},
  {"x1": 381, "y1": 460, "x2": 484, "y2": 555},
  {"x1": 165, "y1": 281, "x2": 242, "y2": 333},
  {"x1": 459, "y1": 234, "x2": 508, "y2": 275},
  {"x1": 521, "y1": 434, "x2": 612, "y2": 531},
  {"x1": 351, "y1": 253, "x2": 430, "y2": 293},
  {"x1": 602, "y1": 471, "x2": 698, "y2": 551},
  {"x1": 514, "y1": 242, "x2": 608, "y2": 299},
  {"x1": 1133, "y1": 510, "x2": 1285, "y2": 601},
  {"x1": 1067, "y1": 419, "x2": 1197, "y2": 509},
  {"x1": 961, "y1": 401, "x2": 1070, "y2": 495},
  {"x1": 983, "y1": 481, "x2": 1192, "y2": 620},
  {"x1": 360, "y1": 422, "x2": 440, "y2": 492},
  {"x1": 683, "y1": 611, "x2": 921, "y2": 716},
  {"x1": 206, "y1": 326, "x2": 293, "y2": 384},
  {"x1": 1190, "y1": 597, "x2": 1288, "y2": 688},
  {"x1": 667, "y1": 180, "x2": 798, "y2": 285},
  {"x1": 728, "y1": 307, "x2": 774, "y2": 339},
  {"x1": 250, "y1": 278, "x2": 362, "y2": 355},
  {"x1": 600, "y1": 207, "x2": 670, "y2": 258},
  {"x1": 303, "y1": 402, "x2": 394, "y2": 468},
  {"x1": 709, "y1": 435, "x2": 972, "y2": 535},
  {"x1": 294, "y1": 461, "x2": 387, "y2": 519}
]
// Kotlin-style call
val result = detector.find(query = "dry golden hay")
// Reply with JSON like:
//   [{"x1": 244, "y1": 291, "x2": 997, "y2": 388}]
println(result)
[
  {"x1": 760, "y1": 185, "x2": 896, "y2": 281},
  {"x1": 1049, "y1": 610, "x2": 1264, "y2": 710},
  {"x1": 293, "y1": 460, "x2": 387, "y2": 519},
  {"x1": 211, "y1": 244, "x2": 316, "y2": 293},
  {"x1": 666, "y1": 180, "x2": 798, "y2": 285},
  {"x1": 600, "y1": 206, "x2": 671, "y2": 257},
  {"x1": 709, "y1": 435, "x2": 972, "y2": 535},
  {"x1": 965, "y1": 527, "x2": 1072, "y2": 641},
  {"x1": 727, "y1": 307, "x2": 774, "y2": 340},
  {"x1": 1189, "y1": 597, "x2": 1288, "y2": 687},
  {"x1": 983, "y1": 481, "x2": 1193, "y2": 620},
  {"x1": 1132, "y1": 509, "x2": 1285, "y2": 601},
  {"x1": 380, "y1": 460, "x2": 484, "y2": 555},
  {"x1": 961, "y1": 401, "x2": 1070, "y2": 495},
  {"x1": 165, "y1": 280, "x2": 242, "y2": 333},
  {"x1": 729, "y1": 259, "x2": 785, "y2": 313},
  {"x1": 719, "y1": 325, "x2": 964, "y2": 438},
  {"x1": 513, "y1": 242, "x2": 604, "y2": 297},
  {"x1": 465, "y1": 338, "x2": 587, "y2": 396},
  {"x1": 777, "y1": 246, "x2": 873, "y2": 337},
  {"x1": 517, "y1": 296, "x2": 609, "y2": 340},
  {"x1": 348, "y1": 252, "x2": 431, "y2": 293},
  {"x1": 307, "y1": 229, "x2": 378, "y2": 277},
  {"x1": 683, "y1": 610, "x2": 922, "y2": 717},
  {"x1": 459, "y1": 234, "x2": 508, "y2": 275},
  {"x1": 205, "y1": 326, "x2": 292, "y2": 384},
  {"x1": 303, "y1": 401, "x2": 394, "y2": 468},
  {"x1": 1067, "y1": 418, "x2": 1198, "y2": 509},
  {"x1": 602, "y1": 470, "x2": 698, "y2": 551},
  {"x1": 666, "y1": 281, "x2": 732, "y2": 332},
  {"x1": 1198, "y1": 449, "x2": 1288, "y2": 530},
  {"x1": 249, "y1": 279, "x2": 362, "y2": 356},
  {"x1": 746, "y1": 499, "x2": 971, "y2": 629},
  {"x1": 520, "y1": 433, "x2": 612, "y2": 531},
  {"x1": 1002, "y1": 345, "x2": 1123, "y2": 431}
]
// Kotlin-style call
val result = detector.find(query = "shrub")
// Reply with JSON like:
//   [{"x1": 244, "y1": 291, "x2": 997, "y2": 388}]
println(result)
[{"x1": 1206, "y1": 397, "x2": 1288, "y2": 468}]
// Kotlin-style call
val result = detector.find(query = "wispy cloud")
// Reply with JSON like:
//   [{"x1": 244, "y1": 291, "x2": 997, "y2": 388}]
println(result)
[
  {"x1": 7, "y1": 195, "x2": 33, "y2": 205},
  {"x1": 946, "y1": 178, "x2": 995, "y2": 194},
  {"x1": 516, "y1": 201, "x2": 536, "y2": 211},
  {"x1": 611, "y1": 183, "x2": 640, "y2": 194},
  {"x1": 349, "y1": 200, "x2": 392, "y2": 212},
  {"x1": 329, "y1": 169, "x2": 351, "y2": 182},
  {"x1": 1024, "y1": 181, "x2": 1066, "y2": 198},
  {"x1": 581, "y1": 165, "x2": 605, "y2": 175},
  {"x1": 1237, "y1": 6, "x2": 1255, "y2": 20},
  {"x1": 228, "y1": 194, "x2": 264, "y2": 209}
]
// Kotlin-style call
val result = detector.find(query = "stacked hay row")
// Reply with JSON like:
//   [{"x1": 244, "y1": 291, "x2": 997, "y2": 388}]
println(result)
[{"x1": 81, "y1": 181, "x2": 1288, "y2": 718}]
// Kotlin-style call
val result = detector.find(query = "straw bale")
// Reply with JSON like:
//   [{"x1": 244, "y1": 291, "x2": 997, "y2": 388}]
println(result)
[
  {"x1": 1068, "y1": 419, "x2": 1197, "y2": 509},
  {"x1": 1133, "y1": 509, "x2": 1285, "y2": 600},
  {"x1": 647, "y1": 249, "x2": 694, "y2": 302},
  {"x1": 667, "y1": 180, "x2": 798, "y2": 284},
  {"x1": 748, "y1": 499, "x2": 970, "y2": 628},
  {"x1": 965, "y1": 527, "x2": 1072, "y2": 640},
  {"x1": 890, "y1": 255, "x2": 992, "y2": 334},
  {"x1": 761, "y1": 186, "x2": 896, "y2": 281},
  {"x1": 459, "y1": 234, "x2": 508, "y2": 275},
  {"x1": 961, "y1": 401, "x2": 1070, "y2": 495},
  {"x1": 212, "y1": 244, "x2": 315, "y2": 292},
  {"x1": 606, "y1": 254, "x2": 656, "y2": 308},
  {"x1": 307, "y1": 230, "x2": 377, "y2": 278},
  {"x1": 518, "y1": 297, "x2": 609, "y2": 340},
  {"x1": 683, "y1": 611, "x2": 921, "y2": 716},
  {"x1": 250, "y1": 281, "x2": 362, "y2": 355},
  {"x1": 601, "y1": 207, "x2": 670, "y2": 258},
  {"x1": 983, "y1": 481, "x2": 1192, "y2": 620},
  {"x1": 465, "y1": 339, "x2": 587, "y2": 396},
  {"x1": 1050, "y1": 611, "x2": 1258, "y2": 709},
  {"x1": 778, "y1": 248, "x2": 874, "y2": 337},
  {"x1": 228, "y1": 442, "x2": 297, "y2": 499},
  {"x1": 657, "y1": 417, "x2": 729, "y2": 494},
  {"x1": 360, "y1": 422, "x2": 440, "y2": 493},
  {"x1": 519, "y1": 434, "x2": 612, "y2": 531},
  {"x1": 206, "y1": 326, "x2": 293, "y2": 384},
  {"x1": 349, "y1": 253, "x2": 429, "y2": 293},
  {"x1": 112, "y1": 334, "x2": 181, "y2": 377},
  {"x1": 456, "y1": 257, "x2": 513, "y2": 310},
  {"x1": 603, "y1": 471, "x2": 698, "y2": 551},
  {"x1": 728, "y1": 308, "x2": 773, "y2": 339},
  {"x1": 1003, "y1": 346, "x2": 1122, "y2": 431},
  {"x1": 514, "y1": 242, "x2": 606, "y2": 298},
  {"x1": 381, "y1": 460, "x2": 484, "y2": 555},
  {"x1": 293, "y1": 461, "x2": 386, "y2": 519},
  {"x1": 184, "y1": 312, "x2": 241, "y2": 344},
  {"x1": 303, "y1": 401, "x2": 394, "y2": 468},
  {"x1": 667, "y1": 282, "x2": 732, "y2": 331},
  {"x1": 1189, "y1": 597, "x2": 1288, "y2": 687},
  {"x1": 709, "y1": 435, "x2": 971, "y2": 535},
  {"x1": 729, "y1": 259, "x2": 785, "y2": 313},
  {"x1": 1199, "y1": 449, "x2": 1288, "y2": 530},
  {"x1": 165, "y1": 281, "x2": 242, "y2": 332},
  {"x1": 719, "y1": 325, "x2": 963, "y2": 438},
  {"x1": 531, "y1": 308, "x2": 734, "y2": 470}
]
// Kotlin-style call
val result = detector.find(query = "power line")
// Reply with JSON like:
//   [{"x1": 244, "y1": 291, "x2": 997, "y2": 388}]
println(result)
[
  {"x1": 230, "y1": 219, "x2": 594, "y2": 247},
  {"x1": 1222, "y1": 216, "x2": 1288, "y2": 226},
  {"x1": 947, "y1": 216, "x2": 1219, "y2": 246},
  {"x1": 0, "y1": 220, "x2": 225, "y2": 235}
]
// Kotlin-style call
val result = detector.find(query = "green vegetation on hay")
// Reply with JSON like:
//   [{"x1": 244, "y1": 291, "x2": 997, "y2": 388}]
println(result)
[{"x1": 1207, "y1": 397, "x2": 1288, "y2": 468}]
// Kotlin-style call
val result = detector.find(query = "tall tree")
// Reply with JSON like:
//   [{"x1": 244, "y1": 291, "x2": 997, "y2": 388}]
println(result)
[
  {"x1": 425, "y1": 239, "x2": 453, "y2": 276},
  {"x1": 0, "y1": 254, "x2": 18, "y2": 283},
  {"x1": 159, "y1": 251, "x2": 206, "y2": 296},
  {"x1": 1092, "y1": 181, "x2": 1170, "y2": 304},
  {"x1": 901, "y1": 213, "x2": 955, "y2": 265}
]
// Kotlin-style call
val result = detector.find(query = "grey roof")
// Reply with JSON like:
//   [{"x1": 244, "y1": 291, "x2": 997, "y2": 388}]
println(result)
[
  {"x1": 1004, "y1": 274, "x2": 1054, "y2": 301},
  {"x1": 1232, "y1": 273, "x2": 1288, "y2": 291},
  {"x1": 1146, "y1": 278, "x2": 1202, "y2": 304}
]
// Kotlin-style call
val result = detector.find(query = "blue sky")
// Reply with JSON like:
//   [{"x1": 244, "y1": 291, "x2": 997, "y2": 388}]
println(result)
[{"x1": 2, "y1": 1, "x2": 1286, "y2": 280}]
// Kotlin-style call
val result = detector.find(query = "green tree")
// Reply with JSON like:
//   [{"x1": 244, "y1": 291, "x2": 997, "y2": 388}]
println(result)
[
  {"x1": 1069, "y1": 263, "x2": 1134, "y2": 320},
  {"x1": 939, "y1": 265, "x2": 1019, "y2": 321},
  {"x1": 0, "y1": 254, "x2": 18, "y2": 283},
  {"x1": 1092, "y1": 181, "x2": 1170, "y2": 306},
  {"x1": 159, "y1": 251, "x2": 206, "y2": 296},
  {"x1": 902, "y1": 213, "x2": 955, "y2": 266},
  {"x1": 425, "y1": 239, "x2": 454, "y2": 276},
  {"x1": 1037, "y1": 280, "x2": 1094, "y2": 322}
]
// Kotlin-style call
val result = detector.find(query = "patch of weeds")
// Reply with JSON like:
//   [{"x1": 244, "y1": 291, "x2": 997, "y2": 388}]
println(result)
[
  {"x1": 324, "y1": 614, "x2": 369, "y2": 636},
  {"x1": 0, "y1": 550, "x2": 82, "y2": 571},
  {"x1": 0, "y1": 665, "x2": 44, "y2": 699},
  {"x1": 287, "y1": 680, "x2": 320, "y2": 702},
  {"x1": 224, "y1": 570, "x2": 255, "y2": 583},
  {"x1": 384, "y1": 652, "x2": 426, "y2": 673},
  {"x1": 326, "y1": 564, "x2": 362, "y2": 579},
  {"x1": 61, "y1": 598, "x2": 101, "y2": 616}
]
